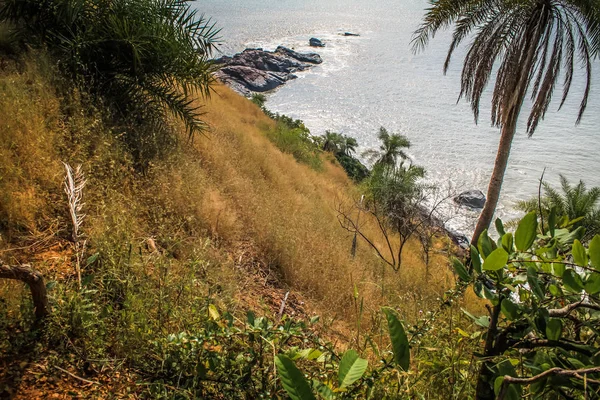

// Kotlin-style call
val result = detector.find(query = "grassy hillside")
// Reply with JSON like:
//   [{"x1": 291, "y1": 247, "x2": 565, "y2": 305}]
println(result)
[{"x1": 0, "y1": 53, "x2": 464, "y2": 397}]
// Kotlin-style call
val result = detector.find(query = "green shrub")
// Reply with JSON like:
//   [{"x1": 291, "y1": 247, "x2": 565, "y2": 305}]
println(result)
[{"x1": 453, "y1": 213, "x2": 600, "y2": 399}]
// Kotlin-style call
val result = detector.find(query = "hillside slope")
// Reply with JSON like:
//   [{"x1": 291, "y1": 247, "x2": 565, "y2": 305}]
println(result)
[{"x1": 0, "y1": 54, "x2": 457, "y2": 397}]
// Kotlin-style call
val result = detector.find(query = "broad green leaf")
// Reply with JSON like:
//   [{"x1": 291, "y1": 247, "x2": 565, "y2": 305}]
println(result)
[
  {"x1": 553, "y1": 263, "x2": 565, "y2": 278},
  {"x1": 515, "y1": 211, "x2": 538, "y2": 252},
  {"x1": 590, "y1": 235, "x2": 600, "y2": 270},
  {"x1": 478, "y1": 229, "x2": 495, "y2": 259},
  {"x1": 470, "y1": 245, "x2": 482, "y2": 274},
  {"x1": 563, "y1": 269, "x2": 584, "y2": 293},
  {"x1": 482, "y1": 248, "x2": 509, "y2": 271},
  {"x1": 338, "y1": 350, "x2": 368, "y2": 388},
  {"x1": 501, "y1": 298, "x2": 518, "y2": 320},
  {"x1": 585, "y1": 273, "x2": 600, "y2": 295},
  {"x1": 276, "y1": 355, "x2": 316, "y2": 400},
  {"x1": 383, "y1": 308, "x2": 410, "y2": 371},
  {"x1": 555, "y1": 226, "x2": 586, "y2": 246},
  {"x1": 549, "y1": 284, "x2": 562, "y2": 297},
  {"x1": 546, "y1": 319, "x2": 562, "y2": 341},
  {"x1": 572, "y1": 240, "x2": 588, "y2": 266},
  {"x1": 208, "y1": 304, "x2": 220, "y2": 320},
  {"x1": 462, "y1": 308, "x2": 491, "y2": 328},
  {"x1": 501, "y1": 233, "x2": 514, "y2": 253},
  {"x1": 495, "y1": 218, "x2": 506, "y2": 237},
  {"x1": 452, "y1": 257, "x2": 470, "y2": 282}
]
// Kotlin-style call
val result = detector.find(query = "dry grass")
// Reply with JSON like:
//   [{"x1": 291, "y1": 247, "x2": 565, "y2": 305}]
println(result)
[{"x1": 0, "y1": 52, "x2": 464, "y2": 334}]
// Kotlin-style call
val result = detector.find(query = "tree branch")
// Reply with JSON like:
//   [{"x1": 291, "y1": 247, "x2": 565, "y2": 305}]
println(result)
[
  {"x1": 498, "y1": 367, "x2": 600, "y2": 399},
  {"x1": 0, "y1": 263, "x2": 49, "y2": 320},
  {"x1": 548, "y1": 300, "x2": 600, "y2": 318}
]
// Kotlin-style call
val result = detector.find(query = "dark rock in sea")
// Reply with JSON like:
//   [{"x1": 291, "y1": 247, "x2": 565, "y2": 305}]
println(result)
[
  {"x1": 274, "y1": 46, "x2": 322, "y2": 64},
  {"x1": 214, "y1": 47, "x2": 321, "y2": 95},
  {"x1": 309, "y1": 37, "x2": 325, "y2": 47},
  {"x1": 344, "y1": 32, "x2": 360, "y2": 36},
  {"x1": 454, "y1": 190, "x2": 486, "y2": 209}
]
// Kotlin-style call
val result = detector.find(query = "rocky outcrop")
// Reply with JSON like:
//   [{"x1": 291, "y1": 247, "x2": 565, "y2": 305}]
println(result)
[
  {"x1": 309, "y1": 37, "x2": 325, "y2": 47},
  {"x1": 454, "y1": 190, "x2": 486, "y2": 209},
  {"x1": 214, "y1": 47, "x2": 322, "y2": 96}
]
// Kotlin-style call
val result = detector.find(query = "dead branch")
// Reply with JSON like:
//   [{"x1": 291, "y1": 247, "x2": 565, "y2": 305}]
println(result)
[
  {"x1": 497, "y1": 367, "x2": 600, "y2": 399},
  {"x1": 0, "y1": 262, "x2": 48, "y2": 320}
]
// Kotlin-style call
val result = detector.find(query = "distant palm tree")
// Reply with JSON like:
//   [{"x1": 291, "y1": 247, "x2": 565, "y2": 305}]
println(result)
[
  {"x1": 340, "y1": 136, "x2": 358, "y2": 156},
  {"x1": 362, "y1": 127, "x2": 411, "y2": 167},
  {"x1": 321, "y1": 131, "x2": 344, "y2": 153},
  {"x1": 413, "y1": 0, "x2": 600, "y2": 246},
  {"x1": 517, "y1": 174, "x2": 600, "y2": 240}
]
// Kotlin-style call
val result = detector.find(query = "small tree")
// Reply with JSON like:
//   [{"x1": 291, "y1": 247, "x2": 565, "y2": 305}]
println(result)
[{"x1": 337, "y1": 163, "x2": 449, "y2": 271}]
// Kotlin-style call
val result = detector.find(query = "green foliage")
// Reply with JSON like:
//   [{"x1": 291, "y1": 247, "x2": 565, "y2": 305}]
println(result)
[
  {"x1": 383, "y1": 308, "x2": 410, "y2": 371},
  {"x1": 338, "y1": 350, "x2": 368, "y2": 388},
  {"x1": 517, "y1": 175, "x2": 600, "y2": 241},
  {"x1": 0, "y1": 0, "x2": 219, "y2": 166},
  {"x1": 319, "y1": 131, "x2": 369, "y2": 182},
  {"x1": 362, "y1": 126, "x2": 411, "y2": 168},
  {"x1": 461, "y1": 212, "x2": 600, "y2": 398},
  {"x1": 276, "y1": 355, "x2": 317, "y2": 400},
  {"x1": 265, "y1": 119, "x2": 322, "y2": 170}
]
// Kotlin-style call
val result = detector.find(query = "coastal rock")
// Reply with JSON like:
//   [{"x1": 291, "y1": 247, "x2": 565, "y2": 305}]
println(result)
[
  {"x1": 454, "y1": 190, "x2": 486, "y2": 209},
  {"x1": 215, "y1": 47, "x2": 321, "y2": 95},
  {"x1": 214, "y1": 66, "x2": 293, "y2": 94},
  {"x1": 344, "y1": 32, "x2": 360, "y2": 36},
  {"x1": 309, "y1": 37, "x2": 325, "y2": 47},
  {"x1": 274, "y1": 46, "x2": 322, "y2": 64}
]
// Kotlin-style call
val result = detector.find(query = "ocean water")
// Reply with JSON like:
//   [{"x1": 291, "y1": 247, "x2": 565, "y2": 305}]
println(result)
[{"x1": 196, "y1": 0, "x2": 600, "y2": 235}]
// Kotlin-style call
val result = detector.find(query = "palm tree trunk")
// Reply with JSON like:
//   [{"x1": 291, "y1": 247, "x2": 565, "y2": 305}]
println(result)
[
  {"x1": 470, "y1": 10, "x2": 547, "y2": 246},
  {"x1": 471, "y1": 117, "x2": 517, "y2": 245}
]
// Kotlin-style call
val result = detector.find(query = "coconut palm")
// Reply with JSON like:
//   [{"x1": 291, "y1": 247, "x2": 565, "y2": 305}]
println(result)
[
  {"x1": 339, "y1": 136, "x2": 358, "y2": 156},
  {"x1": 413, "y1": 0, "x2": 600, "y2": 246},
  {"x1": 362, "y1": 126, "x2": 411, "y2": 167},
  {"x1": 321, "y1": 130, "x2": 344, "y2": 153},
  {"x1": 517, "y1": 174, "x2": 600, "y2": 239}
]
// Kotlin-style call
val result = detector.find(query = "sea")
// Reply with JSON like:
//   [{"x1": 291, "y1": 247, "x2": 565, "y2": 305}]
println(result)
[{"x1": 195, "y1": 0, "x2": 600, "y2": 236}]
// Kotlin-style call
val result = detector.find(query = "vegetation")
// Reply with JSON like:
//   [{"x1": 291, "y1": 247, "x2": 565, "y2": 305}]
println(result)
[
  {"x1": 7, "y1": 1, "x2": 600, "y2": 398},
  {"x1": 413, "y1": 0, "x2": 600, "y2": 245},
  {"x1": 362, "y1": 127, "x2": 411, "y2": 168},
  {"x1": 0, "y1": 0, "x2": 220, "y2": 167},
  {"x1": 517, "y1": 174, "x2": 600, "y2": 241},
  {"x1": 319, "y1": 131, "x2": 369, "y2": 182},
  {"x1": 0, "y1": 52, "x2": 459, "y2": 397}
]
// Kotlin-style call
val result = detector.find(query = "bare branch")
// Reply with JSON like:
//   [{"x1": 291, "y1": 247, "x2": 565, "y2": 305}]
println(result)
[
  {"x1": 0, "y1": 263, "x2": 48, "y2": 320},
  {"x1": 498, "y1": 367, "x2": 600, "y2": 399}
]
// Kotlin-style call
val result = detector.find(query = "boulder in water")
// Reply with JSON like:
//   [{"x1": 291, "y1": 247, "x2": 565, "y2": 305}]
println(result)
[
  {"x1": 454, "y1": 190, "x2": 486, "y2": 209},
  {"x1": 309, "y1": 37, "x2": 325, "y2": 47},
  {"x1": 215, "y1": 47, "x2": 321, "y2": 95}
]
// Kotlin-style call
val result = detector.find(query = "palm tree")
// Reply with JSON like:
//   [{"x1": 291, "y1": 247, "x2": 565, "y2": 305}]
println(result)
[
  {"x1": 362, "y1": 127, "x2": 411, "y2": 167},
  {"x1": 517, "y1": 174, "x2": 600, "y2": 240},
  {"x1": 413, "y1": 0, "x2": 600, "y2": 246},
  {"x1": 340, "y1": 136, "x2": 358, "y2": 156},
  {"x1": 321, "y1": 130, "x2": 344, "y2": 153}
]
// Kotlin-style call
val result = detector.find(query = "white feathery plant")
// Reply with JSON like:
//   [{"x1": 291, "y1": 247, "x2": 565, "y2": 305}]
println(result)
[{"x1": 63, "y1": 162, "x2": 87, "y2": 289}]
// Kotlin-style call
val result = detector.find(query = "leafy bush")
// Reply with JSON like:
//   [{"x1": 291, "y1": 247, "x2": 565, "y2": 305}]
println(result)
[
  {"x1": 264, "y1": 116, "x2": 322, "y2": 170},
  {"x1": 0, "y1": 0, "x2": 219, "y2": 165},
  {"x1": 453, "y1": 212, "x2": 600, "y2": 399}
]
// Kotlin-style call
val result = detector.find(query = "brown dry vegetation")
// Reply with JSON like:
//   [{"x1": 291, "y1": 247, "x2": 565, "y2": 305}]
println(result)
[{"x1": 0, "y1": 53, "x2": 476, "y2": 397}]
